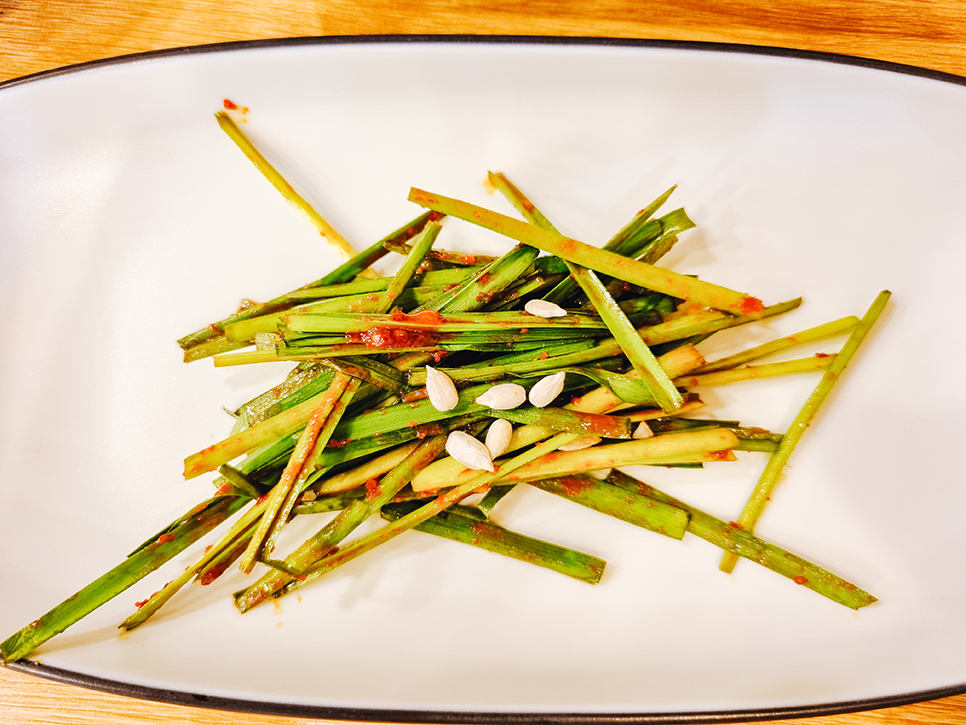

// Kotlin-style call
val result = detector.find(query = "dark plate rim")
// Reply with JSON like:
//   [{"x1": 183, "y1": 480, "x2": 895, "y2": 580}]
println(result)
[{"x1": 3, "y1": 33, "x2": 966, "y2": 723}]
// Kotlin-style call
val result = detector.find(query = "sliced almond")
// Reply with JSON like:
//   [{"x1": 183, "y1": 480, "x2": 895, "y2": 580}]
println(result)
[
  {"x1": 633, "y1": 421, "x2": 654, "y2": 439},
  {"x1": 425, "y1": 366, "x2": 459, "y2": 411},
  {"x1": 475, "y1": 383, "x2": 526, "y2": 410},
  {"x1": 485, "y1": 418, "x2": 513, "y2": 458},
  {"x1": 558, "y1": 435, "x2": 602, "y2": 452},
  {"x1": 524, "y1": 299, "x2": 567, "y2": 318},
  {"x1": 528, "y1": 371, "x2": 565, "y2": 408},
  {"x1": 445, "y1": 431, "x2": 495, "y2": 472}
]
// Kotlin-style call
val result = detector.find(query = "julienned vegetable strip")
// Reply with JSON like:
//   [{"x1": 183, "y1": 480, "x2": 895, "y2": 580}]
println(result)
[
  {"x1": 719, "y1": 290, "x2": 891, "y2": 573},
  {"x1": 407, "y1": 187, "x2": 764, "y2": 317},
  {"x1": 214, "y1": 111, "x2": 359, "y2": 263}
]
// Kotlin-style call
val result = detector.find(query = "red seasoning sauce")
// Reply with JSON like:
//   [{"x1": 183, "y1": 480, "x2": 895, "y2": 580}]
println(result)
[{"x1": 345, "y1": 309, "x2": 443, "y2": 349}]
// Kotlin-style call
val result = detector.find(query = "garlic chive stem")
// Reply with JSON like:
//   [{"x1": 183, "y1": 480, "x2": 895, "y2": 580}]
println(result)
[
  {"x1": 411, "y1": 429, "x2": 741, "y2": 492},
  {"x1": 693, "y1": 316, "x2": 860, "y2": 374},
  {"x1": 237, "y1": 372, "x2": 352, "y2": 574},
  {"x1": 719, "y1": 290, "x2": 891, "y2": 573},
  {"x1": 380, "y1": 506, "x2": 606, "y2": 585},
  {"x1": 606, "y1": 471, "x2": 876, "y2": 609},
  {"x1": 284, "y1": 311, "x2": 609, "y2": 334},
  {"x1": 178, "y1": 211, "x2": 440, "y2": 355},
  {"x1": 0, "y1": 494, "x2": 249, "y2": 664},
  {"x1": 371, "y1": 221, "x2": 442, "y2": 313},
  {"x1": 528, "y1": 475, "x2": 689, "y2": 540},
  {"x1": 674, "y1": 355, "x2": 836, "y2": 387},
  {"x1": 121, "y1": 505, "x2": 264, "y2": 630},
  {"x1": 408, "y1": 187, "x2": 764, "y2": 316},
  {"x1": 215, "y1": 111, "x2": 358, "y2": 263}
]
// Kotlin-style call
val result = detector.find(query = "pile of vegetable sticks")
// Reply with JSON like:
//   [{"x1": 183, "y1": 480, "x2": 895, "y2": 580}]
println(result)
[{"x1": 0, "y1": 112, "x2": 889, "y2": 665}]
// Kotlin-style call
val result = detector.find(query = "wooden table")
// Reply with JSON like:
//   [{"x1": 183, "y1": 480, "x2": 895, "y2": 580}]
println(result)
[{"x1": 2, "y1": 2, "x2": 965, "y2": 723}]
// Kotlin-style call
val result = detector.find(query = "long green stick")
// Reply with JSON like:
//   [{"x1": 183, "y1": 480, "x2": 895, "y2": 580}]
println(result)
[
  {"x1": 0, "y1": 494, "x2": 248, "y2": 663},
  {"x1": 719, "y1": 291, "x2": 891, "y2": 573},
  {"x1": 407, "y1": 187, "x2": 764, "y2": 316},
  {"x1": 215, "y1": 111, "x2": 357, "y2": 262},
  {"x1": 607, "y1": 471, "x2": 876, "y2": 609}
]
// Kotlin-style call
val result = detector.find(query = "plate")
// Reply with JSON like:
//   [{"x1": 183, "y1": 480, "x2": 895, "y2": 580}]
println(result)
[{"x1": 1, "y1": 37, "x2": 965, "y2": 722}]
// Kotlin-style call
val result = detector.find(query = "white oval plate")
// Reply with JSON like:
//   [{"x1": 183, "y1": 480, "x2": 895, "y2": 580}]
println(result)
[{"x1": 1, "y1": 37, "x2": 965, "y2": 722}]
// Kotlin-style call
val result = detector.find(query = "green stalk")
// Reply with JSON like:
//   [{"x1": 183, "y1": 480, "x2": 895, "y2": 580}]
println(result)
[
  {"x1": 693, "y1": 316, "x2": 859, "y2": 374},
  {"x1": 380, "y1": 504, "x2": 606, "y2": 584},
  {"x1": 607, "y1": 471, "x2": 876, "y2": 609},
  {"x1": 569, "y1": 265, "x2": 684, "y2": 412},
  {"x1": 422, "y1": 244, "x2": 540, "y2": 314},
  {"x1": 178, "y1": 209, "x2": 437, "y2": 356},
  {"x1": 284, "y1": 310, "x2": 608, "y2": 334},
  {"x1": 383, "y1": 240, "x2": 498, "y2": 268},
  {"x1": 528, "y1": 475, "x2": 689, "y2": 540},
  {"x1": 283, "y1": 267, "x2": 478, "y2": 302},
  {"x1": 411, "y1": 428, "x2": 741, "y2": 492},
  {"x1": 223, "y1": 285, "x2": 456, "y2": 343},
  {"x1": 491, "y1": 407, "x2": 633, "y2": 440},
  {"x1": 237, "y1": 372, "x2": 353, "y2": 574},
  {"x1": 0, "y1": 494, "x2": 248, "y2": 663},
  {"x1": 673, "y1": 355, "x2": 836, "y2": 387},
  {"x1": 215, "y1": 111, "x2": 357, "y2": 261},
  {"x1": 120, "y1": 503, "x2": 264, "y2": 630},
  {"x1": 408, "y1": 187, "x2": 764, "y2": 317},
  {"x1": 719, "y1": 291, "x2": 891, "y2": 573},
  {"x1": 183, "y1": 386, "x2": 335, "y2": 479},
  {"x1": 368, "y1": 221, "x2": 442, "y2": 313}
]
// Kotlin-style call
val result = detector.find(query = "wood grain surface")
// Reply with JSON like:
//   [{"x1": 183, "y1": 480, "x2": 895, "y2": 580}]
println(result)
[{"x1": 1, "y1": 2, "x2": 965, "y2": 724}]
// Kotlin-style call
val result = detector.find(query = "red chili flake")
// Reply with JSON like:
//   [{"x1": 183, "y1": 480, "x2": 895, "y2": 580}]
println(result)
[
  {"x1": 223, "y1": 99, "x2": 238, "y2": 110},
  {"x1": 815, "y1": 352, "x2": 830, "y2": 358},
  {"x1": 365, "y1": 478, "x2": 380, "y2": 502},
  {"x1": 727, "y1": 521, "x2": 744, "y2": 530},
  {"x1": 215, "y1": 483, "x2": 231, "y2": 496},
  {"x1": 793, "y1": 576, "x2": 809, "y2": 586},
  {"x1": 135, "y1": 598, "x2": 150, "y2": 608},
  {"x1": 539, "y1": 352, "x2": 549, "y2": 360},
  {"x1": 560, "y1": 476, "x2": 592, "y2": 497},
  {"x1": 738, "y1": 296, "x2": 765, "y2": 315},
  {"x1": 157, "y1": 533, "x2": 176, "y2": 545}
]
